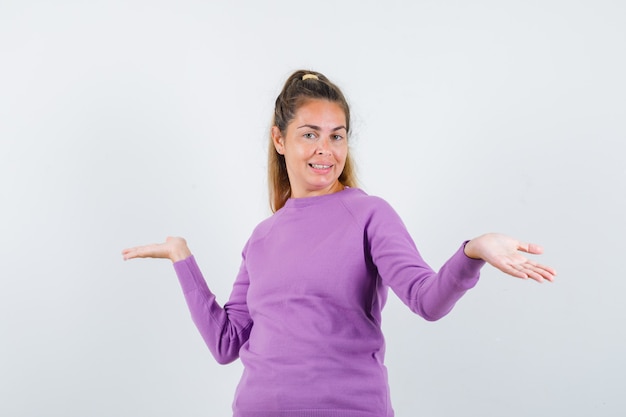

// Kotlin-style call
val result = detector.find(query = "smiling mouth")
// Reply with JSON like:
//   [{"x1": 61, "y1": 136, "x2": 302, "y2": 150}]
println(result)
[{"x1": 310, "y1": 164, "x2": 332, "y2": 169}]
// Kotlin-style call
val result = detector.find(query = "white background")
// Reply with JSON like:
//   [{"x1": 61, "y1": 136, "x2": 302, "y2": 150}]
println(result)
[{"x1": 1, "y1": 1, "x2": 624, "y2": 416}]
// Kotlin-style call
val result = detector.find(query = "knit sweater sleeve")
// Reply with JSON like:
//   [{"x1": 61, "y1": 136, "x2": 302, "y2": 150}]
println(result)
[
  {"x1": 173, "y1": 254, "x2": 253, "y2": 364},
  {"x1": 364, "y1": 197, "x2": 485, "y2": 321}
]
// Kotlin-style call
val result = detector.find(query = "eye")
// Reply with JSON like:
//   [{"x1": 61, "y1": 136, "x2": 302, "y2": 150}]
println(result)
[
  {"x1": 303, "y1": 132, "x2": 317, "y2": 139},
  {"x1": 332, "y1": 134, "x2": 344, "y2": 141}
]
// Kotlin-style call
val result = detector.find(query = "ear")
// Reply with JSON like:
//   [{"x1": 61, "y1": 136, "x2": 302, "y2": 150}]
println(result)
[{"x1": 271, "y1": 126, "x2": 285, "y2": 155}]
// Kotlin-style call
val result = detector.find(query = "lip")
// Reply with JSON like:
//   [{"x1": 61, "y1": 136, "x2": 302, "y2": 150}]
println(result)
[{"x1": 308, "y1": 162, "x2": 334, "y2": 172}]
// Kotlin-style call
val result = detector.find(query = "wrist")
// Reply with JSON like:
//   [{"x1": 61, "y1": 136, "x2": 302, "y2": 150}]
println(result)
[
  {"x1": 463, "y1": 239, "x2": 482, "y2": 260},
  {"x1": 170, "y1": 248, "x2": 191, "y2": 263},
  {"x1": 166, "y1": 237, "x2": 192, "y2": 262}
]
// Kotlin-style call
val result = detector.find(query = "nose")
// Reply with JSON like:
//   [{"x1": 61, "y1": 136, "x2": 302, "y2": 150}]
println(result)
[{"x1": 316, "y1": 137, "x2": 331, "y2": 155}]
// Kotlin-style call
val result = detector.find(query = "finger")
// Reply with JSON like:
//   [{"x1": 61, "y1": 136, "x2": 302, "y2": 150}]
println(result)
[
  {"x1": 522, "y1": 260, "x2": 557, "y2": 280},
  {"x1": 122, "y1": 246, "x2": 144, "y2": 255},
  {"x1": 531, "y1": 264, "x2": 557, "y2": 282},
  {"x1": 536, "y1": 262, "x2": 557, "y2": 277},
  {"x1": 520, "y1": 262, "x2": 558, "y2": 283},
  {"x1": 517, "y1": 242, "x2": 544, "y2": 255},
  {"x1": 133, "y1": 245, "x2": 154, "y2": 258},
  {"x1": 501, "y1": 263, "x2": 530, "y2": 280},
  {"x1": 504, "y1": 261, "x2": 546, "y2": 283},
  {"x1": 122, "y1": 247, "x2": 142, "y2": 260},
  {"x1": 522, "y1": 266, "x2": 545, "y2": 283},
  {"x1": 122, "y1": 246, "x2": 151, "y2": 260}
]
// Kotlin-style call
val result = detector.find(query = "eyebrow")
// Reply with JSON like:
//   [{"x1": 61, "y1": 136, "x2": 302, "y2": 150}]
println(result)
[{"x1": 296, "y1": 124, "x2": 347, "y2": 131}]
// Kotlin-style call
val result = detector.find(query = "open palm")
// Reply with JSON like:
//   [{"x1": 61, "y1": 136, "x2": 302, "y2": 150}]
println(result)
[
  {"x1": 122, "y1": 236, "x2": 191, "y2": 263},
  {"x1": 465, "y1": 233, "x2": 556, "y2": 283}
]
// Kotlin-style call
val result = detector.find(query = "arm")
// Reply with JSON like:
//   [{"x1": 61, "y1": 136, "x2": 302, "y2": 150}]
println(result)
[
  {"x1": 365, "y1": 203, "x2": 484, "y2": 321},
  {"x1": 122, "y1": 237, "x2": 253, "y2": 364},
  {"x1": 174, "y1": 254, "x2": 252, "y2": 364},
  {"x1": 365, "y1": 201, "x2": 555, "y2": 321}
]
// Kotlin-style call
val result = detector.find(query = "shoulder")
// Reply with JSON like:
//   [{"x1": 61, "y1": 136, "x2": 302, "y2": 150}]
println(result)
[
  {"x1": 337, "y1": 188, "x2": 403, "y2": 224},
  {"x1": 340, "y1": 189, "x2": 414, "y2": 249},
  {"x1": 246, "y1": 211, "x2": 281, "y2": 244},
  {"x1": 337, "y1": 187, "x2": 387, "y2": 205}
]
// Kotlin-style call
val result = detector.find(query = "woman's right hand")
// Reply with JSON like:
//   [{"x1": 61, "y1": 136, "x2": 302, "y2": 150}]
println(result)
[{"x1": 122, "y1": 236, "x2": 192, "y2": 263}]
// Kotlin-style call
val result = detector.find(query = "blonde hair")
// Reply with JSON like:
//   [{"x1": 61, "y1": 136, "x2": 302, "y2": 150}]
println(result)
[{"x1": 268, "y1": 70, "x2": 358, "y2": 212}]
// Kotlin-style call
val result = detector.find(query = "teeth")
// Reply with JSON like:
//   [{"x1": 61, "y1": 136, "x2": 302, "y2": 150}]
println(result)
[{"x1": 311, "y1": 164, "x2": 331, "y2": 169}]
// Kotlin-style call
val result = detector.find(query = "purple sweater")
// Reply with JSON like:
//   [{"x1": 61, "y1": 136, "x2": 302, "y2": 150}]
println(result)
[{"x1": 173, "y1": 188, "x2": 484, "y2": 417}]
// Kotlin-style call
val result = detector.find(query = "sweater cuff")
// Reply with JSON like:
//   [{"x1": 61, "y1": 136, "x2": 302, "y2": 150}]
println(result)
[
  {"x1": 449, "y1": 241, "x2": 486, "y2": 289},
  {"x1": 173, "y1": 255, "x2": 203, "y2": 294}
]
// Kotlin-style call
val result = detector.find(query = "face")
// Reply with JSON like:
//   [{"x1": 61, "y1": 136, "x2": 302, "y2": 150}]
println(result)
[{"x1": 272, "y1": 99, "x2": 348, "y2": 199}]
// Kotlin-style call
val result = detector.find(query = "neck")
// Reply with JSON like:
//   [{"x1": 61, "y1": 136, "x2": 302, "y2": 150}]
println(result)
[{"x1": 292, "y1": 181, "x2": 345, "y2": 199}]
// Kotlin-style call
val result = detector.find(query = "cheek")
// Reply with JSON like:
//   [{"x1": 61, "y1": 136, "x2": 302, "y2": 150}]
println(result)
[
  {"x1": 285, "y1": 143, "x2": 314, "y2": 167},
  {"x1": 333, "y1": 144, "x2": 348, "y2": 161},
  {"x1": 289, "y1": 141, "x2": 315, "y2": 158}
]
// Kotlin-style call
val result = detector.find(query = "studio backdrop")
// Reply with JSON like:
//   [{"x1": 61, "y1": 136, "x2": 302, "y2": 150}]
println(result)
[{"x1": 1, "y1": 1, "x2": 624, "y2": 416}]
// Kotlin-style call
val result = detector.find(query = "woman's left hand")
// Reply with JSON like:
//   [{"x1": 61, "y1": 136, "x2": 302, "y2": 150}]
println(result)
[{"x1": 464, "y1": 233, "x2": 557, "y2": 283}]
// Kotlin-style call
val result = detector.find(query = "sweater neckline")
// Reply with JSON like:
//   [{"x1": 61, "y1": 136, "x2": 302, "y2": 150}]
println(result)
[{"x1": 283, "y1": 187, "x2": 359, "y2": 209}]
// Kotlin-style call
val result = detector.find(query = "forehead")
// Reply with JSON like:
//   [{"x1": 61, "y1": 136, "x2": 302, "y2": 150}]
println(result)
[{"x1": 291, "y1": 99, "x2": 347, "y2": 127}]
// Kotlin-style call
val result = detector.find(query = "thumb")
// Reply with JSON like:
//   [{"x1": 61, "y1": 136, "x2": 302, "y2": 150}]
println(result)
[{"x1": 518, "y1": 241, "x2": 544, "y2": 255}]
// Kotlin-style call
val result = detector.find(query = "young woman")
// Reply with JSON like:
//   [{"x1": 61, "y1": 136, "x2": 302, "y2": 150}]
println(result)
[{"x1": 122, "y1": 70, "x2": 556, "y2": 417}]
